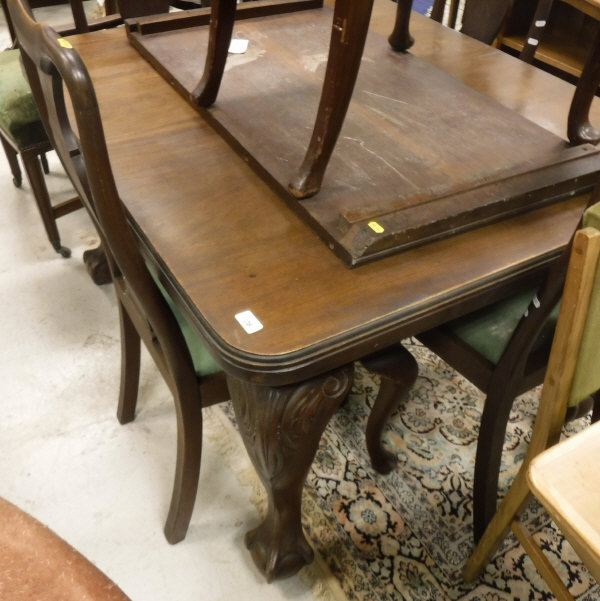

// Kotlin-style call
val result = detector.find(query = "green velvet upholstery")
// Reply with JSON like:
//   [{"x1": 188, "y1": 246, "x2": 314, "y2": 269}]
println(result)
[
  {"x1": 444, "y1": 288, "x2": 560, "y2": 366},
  {"x1": 569, "y1": 203, "x2": 600, "y2": 406},
  {"x1": 148, "y1": 265, "x2": 221, "y2": 377},
  {"x1": 0, "y1": 49, "x2": 47, "y2": 148}
]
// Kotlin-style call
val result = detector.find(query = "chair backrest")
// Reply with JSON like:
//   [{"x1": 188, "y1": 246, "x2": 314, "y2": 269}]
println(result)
[
  {"x1": 8, "y1": 0, "x2": 196, "y2": 387},
  {"x1": 1, "y1": 0, "x2": 170, "y2": 42},
  {"x1": 1, "y1": 0, "x2": 118, "y2": 41},
  {"x1": 430, "y1": 0, "x2": 512, "y2": 44}
]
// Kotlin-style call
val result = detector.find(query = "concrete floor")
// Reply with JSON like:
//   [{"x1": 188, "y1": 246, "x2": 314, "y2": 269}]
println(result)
[{"x1": 0, "y1": 11, "x2": 319, "y2": 601}]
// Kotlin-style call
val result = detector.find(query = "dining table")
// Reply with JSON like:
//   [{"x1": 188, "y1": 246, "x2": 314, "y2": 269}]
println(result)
[{"x1": 68, "y1": 0, "x2": 600, "y2": 582}]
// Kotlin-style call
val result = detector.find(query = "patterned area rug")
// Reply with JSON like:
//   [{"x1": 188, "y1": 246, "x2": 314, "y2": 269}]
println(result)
[{"x1": 211, "y1": 339, "x2": 598, "y2": 601}]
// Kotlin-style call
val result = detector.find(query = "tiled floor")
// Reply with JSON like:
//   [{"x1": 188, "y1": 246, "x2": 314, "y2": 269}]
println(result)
[{"x1": 0, "y1": 11, "x2": 317, "y2": 601}]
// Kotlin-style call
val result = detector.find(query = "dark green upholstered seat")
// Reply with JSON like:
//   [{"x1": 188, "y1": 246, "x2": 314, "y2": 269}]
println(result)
[
  {"x1": 0, "y1": 49, "x2": 47, "y2": 148},
  {"x1": 445, "y1": 288, "x2": 560, "y2": 365},
  {"x1": 150, "y1": 266, "x2": 221, "y2": 376}
]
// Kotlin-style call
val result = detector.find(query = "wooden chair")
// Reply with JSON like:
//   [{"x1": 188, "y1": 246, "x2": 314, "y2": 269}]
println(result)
[
  {"x1": 412, "y1": 204, "x2": 600, "y2": 544},
  {"x1": 0, "y1": 0, "x2": 168, "y2": 261},
  {"x1": 522, "y1": 420, "x2": 600, "y2": 599},
  {"x1": 0, "y1": 32, "x2": 78, "y2": 257},
  {"x1": 463, "y1": 202, "x2": 600, "y2": 583},
  {"x1": 429, "y1": 0, "x2": 512, "y2": 43},
  {"x1": 364, "y1": 194, "x2": 600, "y2": 546},
  {"x1": 8, "y1": 0, "x2": 229, "y2": 544}
]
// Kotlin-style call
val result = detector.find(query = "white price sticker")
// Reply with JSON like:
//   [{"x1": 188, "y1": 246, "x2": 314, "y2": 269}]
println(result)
[{"x1": 235, "y1": 310, "x2": 263, "y2": 334}]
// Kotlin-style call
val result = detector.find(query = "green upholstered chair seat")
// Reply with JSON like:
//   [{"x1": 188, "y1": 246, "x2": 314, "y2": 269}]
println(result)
[
  {"x1": 0, "y1": 49, "x2": 47, "y2": 148},
  {"x1": 148, "y1": 266, "x2": 221, "y2": 377},
  {"x1": 444, "y1": 288, "x2": 560, "y2": 366}
]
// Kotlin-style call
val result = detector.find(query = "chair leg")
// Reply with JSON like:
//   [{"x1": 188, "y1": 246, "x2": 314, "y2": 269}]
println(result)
[
  {"x1": 40, "y1": 152, "x2": 49, "y2": 175},
  {"x1": 163, "y1": 375, "x2": 204, "y2": 544},
  {"x1": 472, "y1": 386, "x2": 520, "y2": 543},
  {"x1": 463, "y1": 464, "x2": 532, "y2": 580},
  {"x1": 21, "y1": 151, "x2": 70, "y2": 258},
  {"x1": 361, "y1": 344, "x2": 418, "y2": 474},
  {"x1": 116, "y1": 301, "x2": 141, "y2": 425},
  {"x1": 591, "y1": 391, "x2": 600, "y2": 424},
  {"x1": 1, "y1": 136, "x2": 22, "y2": 187}
]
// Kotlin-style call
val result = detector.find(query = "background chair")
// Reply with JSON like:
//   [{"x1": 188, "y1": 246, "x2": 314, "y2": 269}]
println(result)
[
  {"x1": 429, "y1": 0, "x2": 512, "y2": 43},
  {"x1": 0, "y1": 35, "x2": 78, "y2": 257},
  {"x1": 462, "y1": 202, "x2": 600, "y2": 583},
  {"x1": 8, "y1": 0, "x2": 229, "y2": 544},
  {"x1": 0, "y1": 0, "x2": 168, "y2": 263}
]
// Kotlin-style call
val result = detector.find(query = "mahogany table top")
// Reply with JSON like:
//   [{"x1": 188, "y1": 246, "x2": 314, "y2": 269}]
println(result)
[{"x1": 70, "y1": 3, "x2": 600, "y2": 385}]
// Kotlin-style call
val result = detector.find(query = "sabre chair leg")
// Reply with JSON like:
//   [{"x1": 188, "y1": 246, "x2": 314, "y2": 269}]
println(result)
[
  {"x1": 472, "y1": 386, "x2": 520, "y2": 542},
  {"x1": 592, "y1": 391, "x2": 600, "y2": 424},
  {"x1": 362, "y1": 344, "x2": 419, "y2": 474},
  {"x1": 116, "y1": 302, "x2": 141, "y2": 425},
  {"x1": 21, "y1": 150, "x2": 70, "y2": 258},
  {"x1": 288, "y1": 0, "x2": 375, "y2": 199},
  {"x1": 1, "y1": 135, "x2": 22, "y2": 187},
  {"x1": 191, "y1": 0, "x2": 237, "y2": 107},
  {"x1": 163, "y1": 376, "x2": 204, "y2": 544},
  {"x1": 40, "y1": 151, "x2": 49, "y2": 174}
]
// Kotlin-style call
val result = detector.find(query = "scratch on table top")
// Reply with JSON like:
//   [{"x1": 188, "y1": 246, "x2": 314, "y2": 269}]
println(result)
[
  {"x1": 363, "y1": 90, "x2": 409, "y2": 105},
  {"x1": 343, "y1": 136, "x2": 418, "y2": 189},
  {"x1": 299, "y1": 53, "x2": 328, "y2": 73}
]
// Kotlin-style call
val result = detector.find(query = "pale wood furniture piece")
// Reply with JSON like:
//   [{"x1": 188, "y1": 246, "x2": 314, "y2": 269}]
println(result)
[
  {"x1": 463, "y1": 204, "x2": 600, "y2": 588},
  {"x1": 9, "y1": 0, "x2": 230, "y2": 545},
  {"x1": 0, "y1": 496, "x2": 132, "y2": 600},
  {"x1": 54, "y1": 3, "x2": 600, "y2": 581},
  {"x1": 526, "y1": 420, "x2": 600, "y2": 599}
]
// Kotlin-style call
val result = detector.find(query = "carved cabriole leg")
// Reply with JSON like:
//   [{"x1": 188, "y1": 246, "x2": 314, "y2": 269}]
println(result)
[
  {"x1": 227, "y1": 365, "x2": 354, "y2": 581},
  {"x1": 361, "y1": 344, "x2": 418, "y2": 474},
  {"x1": 568, "y1": 27, "x2": 600, "y2": 145},
  {"x1": 191, "y1": 0, "x2": 237, "y2": 107},
  {"x1": 388, "y1": 0, "x2": 414, "y2": 52},
  {"x1": 288, "y1": 0, "x2": 375, "y2": 199}
]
